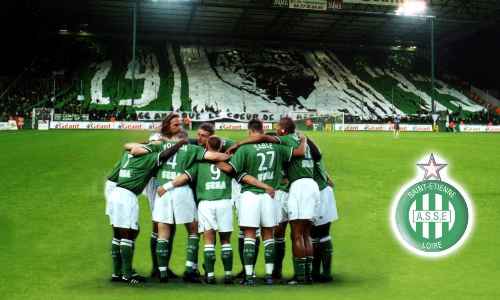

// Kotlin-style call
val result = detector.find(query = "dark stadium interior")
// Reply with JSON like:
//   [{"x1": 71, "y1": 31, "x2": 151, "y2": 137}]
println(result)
[{"x1": 1, "y1": 0, "x2": 499, "y2": 125}]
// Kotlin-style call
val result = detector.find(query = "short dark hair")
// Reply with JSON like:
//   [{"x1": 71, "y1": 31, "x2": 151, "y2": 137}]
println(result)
[
  {"x1": 161, "y1": 113, "x2": 180, "y2": 137},
  {"x1": 279, "y1": 117, "x2": 296, "y2": 134},
  {"x1": 248, "y1": 118, "x2": 264, "y2": 133},
  {"x1": 207, "y1": 136, "x2": 222, "y2": 152},
  {"x1": 199, "y1": 122, "x2": 215, "y2": 135}
]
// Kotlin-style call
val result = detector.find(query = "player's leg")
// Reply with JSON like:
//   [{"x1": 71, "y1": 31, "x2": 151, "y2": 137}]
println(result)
[
  {"x1": 166, "y1": 224, "x2": 177, "y2": 278},
  {"x1": 183, "y1": 221, "x2": 201, "y2": 283},
  {"x1": 219, "y1": 232, "x2": 233, "y2": 284},
  {"x1": 150, "y1": 221, "x2": 159, "y2": 277},
  {"x1": 238, "y1": 192, "x2": 262, "y2": 285},
  {"x1": 171, "y1": 186, "x2": 201, "y2": 282},
  {"x1": 273, "y1": 222, "x2": 287, "y2": 280},
  {"x1": 241, "y1": 227, "x2": 258, "y2": 285},
  {"x1": 260, "y1": 193, "x2": 278, "y2": 284},
  {"x1": 314, "y1": 186, "x2": 337, "y2": 282},
  {"x1": 273, "y1": 190, "x2": 289, "y2": 280},
  {"x1": 311, "y1": 224, "x2": 322, "y2": 281},
  {"x1": 152, "y1": 191, "x2": 175, "y2": 283},
  {"x1": 303, "y1": 220, "x2": 314, "y2": 284},
  {"x1": 217, "y1": 199, "x2": 234, "y2": 284},
  {"x1": 203, "y1": 229, "x2": 217, "y2": 284},
  {"x1": 156, "y1": 222, "x2": 172, "y2": 282},
  {"x1": 236, "y1": 229, "x2": 245, "y2": 278},
  {"x1": 261, "y1": 227, "x2": 275, "y2": 284},
  {"x1": 289, "y1": 221, "x2": 307, "y2": 284},
  {"x1": 110, "y1": 187, "x2": 144, "y2": 284},
  {"x1": 110, "y1": 226, "x2": 122, "y2": 281},
  {"x1": 318, "y1": 223, "x2": 333, "y2": 282}
]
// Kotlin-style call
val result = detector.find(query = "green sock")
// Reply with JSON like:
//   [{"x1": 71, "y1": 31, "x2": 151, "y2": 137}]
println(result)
[
  {"x1": 120, "y1": 239, "x2": 134, "y2": 279},
  {"x1": 321, "y1": 236, "x2": 333, "y2": 277},
  {"x1": 204, "y1": 244, "x2": 216, "y2": 278},
  {"x1": 186, "y1": 234, "x2": 199, "y2": 273},
  {"x1": 293, "y1": 257, "x2": 306, "y2": 282},
  {"x1": 166, "y1": 233, "x2": 174, "y2": 269},
  {"x1": 150, "y1": 233, "x2": 158, "y2": 272},
  {"x1": 312, "y1": 238, "x2": 321, "y2": 278},
  {"x1": 157, "y1": 239, "x2": 169, "y2": 279},
  {"x1": 306, "y1": 256, "x2": 313, "y2": 281},
  {"x1": 274, "y1": 238, "x2": 285, "y2": 275},
  {"x1": 263, "y1": 239, "x2": 275, "y2": 276},
  {"x1": 253, "y1": 237, "x2": 260, "y2": 267},
  {"x1": 111, "y1": 238, "x2": 122, "y2": 276},
  {"x1": 238, "y1": 231, "x2": 244, "y2": 268},
  {"x1": 243, "y1": 238, "x2": 256, "y2": 278},
  {"x1": 221, "y1": 244, "x2": 233, "y2": 276}
]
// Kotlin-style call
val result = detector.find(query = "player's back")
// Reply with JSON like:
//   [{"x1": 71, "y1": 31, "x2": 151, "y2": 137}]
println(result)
[
  {"x1": 116, "y1": 151, "x2": 159, "y2": 195},
  {"x1": 189, "y1": 162, "x2": 233, "y2": 202},
  {"x1": 230, "y1": 142, "x2": 292, "y2": 194}
]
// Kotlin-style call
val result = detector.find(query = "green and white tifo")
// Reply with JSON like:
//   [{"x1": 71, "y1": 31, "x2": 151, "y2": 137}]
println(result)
[{"x1": 1, "y1": 130, "x2": 500, "y2": 300}]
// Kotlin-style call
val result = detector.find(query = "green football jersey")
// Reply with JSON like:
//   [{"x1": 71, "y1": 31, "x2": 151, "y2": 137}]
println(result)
[
  {"x1": 277, "y1": 133, "x2": 314, "y2": 183},
  {"x1": 155, "y1": 142, "x2": 206, "y2": 185},
  {"x1": 107, "y1": 160, "x2": 121, "y2": 182},
  {"x1": 229, "y1": 143, "x2": 293, "y2": 194},
  {"x1": 185, "y1": 162, "x2": 233, "y2": 202},
  {"x1": 116, "y1": 151, "x2": 159, "y2": 195},
  {"x1": 313, "y1": 159, "x2": 330, "y2": 191},
  {"x1": 221, "y1": 138, "x2": 235, "y2": 152},
  {"x1": 276, "y1": 168, "x2": 290, "y2": 192}
]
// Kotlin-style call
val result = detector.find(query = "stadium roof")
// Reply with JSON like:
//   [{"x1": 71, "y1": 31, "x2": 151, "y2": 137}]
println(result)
[{"x1": 30, "y1": 0, "x2": 500, "y2": 50}]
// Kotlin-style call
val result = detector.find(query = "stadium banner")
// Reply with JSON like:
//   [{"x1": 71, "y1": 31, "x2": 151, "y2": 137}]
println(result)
[
  {"x1": 0, "y1": 121, "x2": 18, "y2": 131},
  {"x1": 49, "y1": 121, "x2": 161, "y2": 130},
  {"x1": 338, "y1": 124, "x2": 433, "y2": 131},
  {"x1": 273, "y1": 0, "x2": 405, "y2": 10},
  {"x1": 459, "y1": 125, "x2": 500, "y2": 133},
  {"x1": 136, "y1": 111, "x2": 329, "y2": 122},
  {"x1": 215, "y1": 122, "x2": 273, "y2": 131},
  {"x1": 342, "y1": 0, "x2": 405, "y2": 6},
  {"x1": 38, "y1": 120, "x2": 49, "y2": 130}
]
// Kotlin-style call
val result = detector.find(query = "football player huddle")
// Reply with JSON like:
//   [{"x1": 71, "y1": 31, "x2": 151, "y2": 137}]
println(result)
[{"x1": 104, "y1": 113, "x2": 338, "y2": 286}]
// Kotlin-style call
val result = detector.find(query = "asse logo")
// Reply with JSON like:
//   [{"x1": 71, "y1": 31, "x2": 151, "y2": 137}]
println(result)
[{"x1": 391, "y1": 154, "x2": 474, "y2": 258}]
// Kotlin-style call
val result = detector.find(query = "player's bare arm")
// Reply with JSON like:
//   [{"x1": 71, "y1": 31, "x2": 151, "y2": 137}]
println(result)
[
  {"x1": 225, "y1": 134, "x2": 279, "y2": 154},
  {"x1": 292, "y1": 133, "x2": 307, "y2": 157},
  {"x1": 204, "y1": 151, "x2": 230, "y2": 162},
  {"x1": 214, "y1": 161, "x2": 234, "y2": 174},
  {"x1": 241, "y1": 175, "x2": 276, "y2": 198},
  {"x1": 157, "y1": 173, "x2": 189, "y2": 197}
]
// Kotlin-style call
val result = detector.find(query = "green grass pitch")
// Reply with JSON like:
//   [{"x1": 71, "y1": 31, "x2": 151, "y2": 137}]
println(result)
[{"x1": 1, "y1": 130, "x2": 499, "y2": 300}]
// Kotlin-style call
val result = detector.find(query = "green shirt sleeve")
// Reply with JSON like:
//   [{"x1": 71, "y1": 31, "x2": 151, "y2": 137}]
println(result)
[
  {"x1": 221, "y1": 139, "x2": 235, "y2": 152},
  {"x1": 147, "y1": 142, "x2": 163, "y2": 153},
  {"x1": 279, "y1": 144, "x2": 294, "y2": 163},
  {"x1": 184, "y1": 163, "x2": 199, "y2": 182},
  {"x1": 229, "y1": 147, "x2": 246, "y2": 174}
]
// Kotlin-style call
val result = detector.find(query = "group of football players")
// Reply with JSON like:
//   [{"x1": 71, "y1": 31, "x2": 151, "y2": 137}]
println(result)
[{"x1": 104, "y1": 113, "x2": 338, "y2": 286}]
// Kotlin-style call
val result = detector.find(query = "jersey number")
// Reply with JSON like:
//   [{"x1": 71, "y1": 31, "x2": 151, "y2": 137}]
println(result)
[
  {"x1": 166, "y1": 154, "x2": 177, "y2": 169},
  {"x1": 210, "y1": 165, "x2": 221, "y2": 180},
  {"x1": 257, "y1": 151, "x2": 275, "y2": 171}
]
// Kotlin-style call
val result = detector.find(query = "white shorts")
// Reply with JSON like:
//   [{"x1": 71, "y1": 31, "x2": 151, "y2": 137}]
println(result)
[
  {"x1": 314, "y1": 186, "x2": 339, "y2": 226},
  {"x1": 109, "y1": 187, "x2": 139, "y2": 230},
  {"x1": 232, "y1": 179, "x2": 242, "y2": 211},
  {"x1": 198, "y1": 199, "x2": 233, "y2": 233},
  {"x1": 104, "y1": 180, "x2": 117, "y2": 218},
  {"x1": 274, "y1": 190, "x2": 289, "y2": 224},
  {"x1": 288, "y1": 178, "x2": 320, "y2": 221},
  {"x1": 142, "y1": 177, "x2": 158, "y2": 214},
  {"x1": 238, "y1": 191, "x2": 277, "y2": 228},
  {"x1": 152, "y1": 185, "x2": 197, "y2": 224}
]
